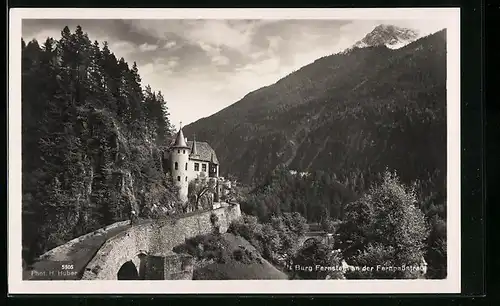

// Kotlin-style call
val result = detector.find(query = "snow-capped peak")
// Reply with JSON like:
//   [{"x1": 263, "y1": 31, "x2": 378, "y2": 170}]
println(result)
[{"x1": 346, "y1": 24, "x2": 420, "y2": 52}]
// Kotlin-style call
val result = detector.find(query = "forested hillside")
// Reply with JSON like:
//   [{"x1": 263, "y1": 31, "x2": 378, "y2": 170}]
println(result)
[
  {"x1": 242, "y1": 165, "x2": 359, "y2": 223},
  {"x1": 21, "y1": 26, "x2": 179, "y2": 264},
  {"x1": 184, "y1": 29, "x2": 447, "y2": 197}
]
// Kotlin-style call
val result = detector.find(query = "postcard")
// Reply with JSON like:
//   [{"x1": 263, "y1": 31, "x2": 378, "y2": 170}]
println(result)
[{"x1": 8, "y1": 7, "x2": 460, "y2": 294}]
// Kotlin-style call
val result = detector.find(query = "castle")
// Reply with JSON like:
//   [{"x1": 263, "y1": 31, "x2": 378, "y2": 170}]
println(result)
[{"x1": 164, "y1": 125, "x2": 227, "y2": 204}]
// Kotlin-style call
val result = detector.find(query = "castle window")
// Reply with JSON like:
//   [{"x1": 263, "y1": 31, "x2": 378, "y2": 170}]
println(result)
[
  {"x1": 178, "y1": 150, "x2": 180, "y2": 154},
  {"x1": 185, "y1": 176, "x2": 188, "y2": 181},
  {"x1": 185, "y1": 163, "x2": 188, "y2": 170},
  {"x1": 183, "y1": 150, "x2": 185, "y2": 154},
  {"x1": 177, "y1": 176, "x2": 180, "y2": 181},
  {"x1": 194, "y1": 163, "x2": 199, "y2": 171},
  {"x1": 202, "y1": 164, "x2": 207, "y2": 172},
  {"x1": 175, "y1": 162, "x2": 178, "y2": 170}
]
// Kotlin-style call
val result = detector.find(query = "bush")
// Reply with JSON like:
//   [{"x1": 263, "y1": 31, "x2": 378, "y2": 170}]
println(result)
[
  {"x1": 233, "y1": 248, "x2": 244, "y2": 261},
  {"x1": 228, "y1": 212, "x2": 309, "y2": 265},
  {"x1": 210, "y1": 212, "x2": 221, "y2": 234},
  {"x1": 227, "y1": 214, "x2": 262, "y2": 242},
  {"x1": 227, "y1": 214, "x2": 266, "y2": 255},
  {"x1": 174, "y1": 233, "x2": 227, "y2": 263}
]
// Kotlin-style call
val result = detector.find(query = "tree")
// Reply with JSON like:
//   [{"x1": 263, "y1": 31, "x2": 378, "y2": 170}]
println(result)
[
  {"x1": 425, "y1": 214, "x2": 447, "y2": 278},
  {"x1": 155, "y1": 91, "x2": 174, "y2": 144},
  {"x1": 268, "y1": 212, "x2": 308, "y2": 260},
  {"x1": 258, "y1": 223, "x2": 281, "y2": 260},
  {"x1": 282, "y1": 212, "x2": 308, "y2": 237},
  {"x1": 319, "y1": 206, "x2": 338, "y2": 233},
  {"x1": 223, "y1": 180, "x2": 247, "y2": 203},
  {"x1": 188, "y1": 177, "x2": 217, "y2": 211},
  {"x1": 337, "y1": 170, "x2": 429, "y2": 279},
  {"x1": 291, "y1": 240, "x2": 344, "y2": 279},
  {"x1": 320, "y1": 217, "x2": 338, "y2": 233},
  {"x1": 335, "y1": 195, "x2": 374, "y2": 259}
]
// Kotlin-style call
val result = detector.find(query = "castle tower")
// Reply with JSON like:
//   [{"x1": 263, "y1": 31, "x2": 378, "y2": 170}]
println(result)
[{"x1": 170, "y1": 124, "x2": 190, "y2": 203}]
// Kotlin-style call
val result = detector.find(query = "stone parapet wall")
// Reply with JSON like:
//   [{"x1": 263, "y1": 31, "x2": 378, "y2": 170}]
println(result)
[
  {"x1": 82, "y1": 203, "x2": 241, "y2": 280},
  {"x1": 38, "y1": 220, "x2": 131, "y2": 261}
]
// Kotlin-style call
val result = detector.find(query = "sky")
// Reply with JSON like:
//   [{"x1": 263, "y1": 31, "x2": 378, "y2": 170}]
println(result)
[{"x1": 22, "y1": 19, "x2": 448, "y2": 127}]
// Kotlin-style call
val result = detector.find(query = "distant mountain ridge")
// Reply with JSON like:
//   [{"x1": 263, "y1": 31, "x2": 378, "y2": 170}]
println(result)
[
  {"x1": 184, "y1": 28, "x2": 447, "y2": 191},
  {"x1": 350, "y1": 24, "x2": 420, "y2": 50}
]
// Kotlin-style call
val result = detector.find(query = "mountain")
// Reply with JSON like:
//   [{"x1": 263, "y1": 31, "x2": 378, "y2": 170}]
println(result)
[
  {"x1": 183, "y1": 29, "x2": 447, "y2": 194},
  {"x1": 350, "y1": 24, "x2": 420, "y2": 50}
]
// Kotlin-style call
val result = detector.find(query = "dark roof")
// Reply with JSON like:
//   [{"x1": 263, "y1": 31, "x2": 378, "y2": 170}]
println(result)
[
  {"x1": 187, "y1": 141, "x2": 219, "y2": 164},
  {"x1": 191, "y1": 138, "x2": 198, "y2": 155},
  {"x1": 172, "y1": 128, "x2": 189, "y2": 148}
]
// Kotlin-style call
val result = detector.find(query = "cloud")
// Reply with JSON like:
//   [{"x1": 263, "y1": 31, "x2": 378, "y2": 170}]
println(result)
[
  {"x1": 211, "y1": 55, "x2": 230, "y2": 66},
  {"x1": 127, "y1": 20, "x2": 260, "y2": 53},
  {"x1": 266, "y1": 36, "x2": 283, "y2": 52},
  {"x1": 163, "y1": 57, "x2": 180, "y2": 70},
  {"x1": 199, "y1": 41, "x2": 221, "y2": 54},
  {"x1": 108, "y1": 40, "x2": 136, "y2": 56},
  {"x1": 187, "y1": 20, "x2": 257, "y2": 52},
  {"x1": 212, "y1": 83, "x2": 227, "y2": 92},
  {"x1": 249, "y1": 50, "x2": 266, "y2": 60},
  {"x1": 197, "y1": 41, "x2": 231, "y2": 66},
  {"x1": 137, "y1": 57, "x2": 180, "y2": 80},
  {"x1": 237, "y1": 57, "x2": 280, "y2": 76},
  {"x1": 25, "y1": 29, "x2": 62, "y2": 43},
  {"x1": 138, "y1": 63, "x2": 155, "y2": 76},
  {"x1": 163, "y1": 41, "x2": 177, "y2": 49},
  {"x1": 139, "y1": 42, "x2": 159, "y2": 52}
]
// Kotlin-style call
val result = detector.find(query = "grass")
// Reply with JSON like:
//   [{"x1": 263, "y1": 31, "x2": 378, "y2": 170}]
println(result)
[{"x1": 175, "y1": 232, "x2": 288, "y2": 280}]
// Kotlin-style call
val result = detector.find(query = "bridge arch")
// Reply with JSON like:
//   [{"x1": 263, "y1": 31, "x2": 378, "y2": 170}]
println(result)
[
  {"x1": 298, "y1": 232, "x2": 335, "y2": 247},
  {"x1": 303, "y1": 237, "x2": 320, "y2": 247},
  {"x1": 117, "y1": 260, "x2": 139, "y2": 280}
]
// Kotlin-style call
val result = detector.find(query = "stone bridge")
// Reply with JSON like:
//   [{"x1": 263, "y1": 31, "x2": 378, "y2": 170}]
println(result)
[
  {"x1": 24, "y1": 203, "x2": 241, "y2": 281},
  {"x1": 298, "y1": 231, "x2": 334, "y2": 247}
]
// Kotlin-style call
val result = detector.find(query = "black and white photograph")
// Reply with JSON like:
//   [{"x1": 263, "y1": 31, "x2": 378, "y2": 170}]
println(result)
[{"x1": 8, "y1": 8, "x2": 461, "y2": 294}]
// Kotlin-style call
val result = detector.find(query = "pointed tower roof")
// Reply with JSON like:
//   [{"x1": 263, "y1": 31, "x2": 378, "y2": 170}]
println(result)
[
  {"x1": 190, "y1": 134, "x2": 198, "y2": 156},
  {"x1": 172, "y1": 123, "x2": 189, "y2": 149}
]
